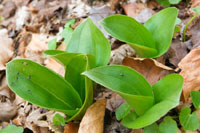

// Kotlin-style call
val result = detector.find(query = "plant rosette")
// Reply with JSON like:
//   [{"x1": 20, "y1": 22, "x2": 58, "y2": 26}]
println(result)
[
  {"x1": 100, "y1": 7, "x2": 178, "y2": 58},
  {"x1": 83, "y1": 65, "x2": 184, "y2": 129}
]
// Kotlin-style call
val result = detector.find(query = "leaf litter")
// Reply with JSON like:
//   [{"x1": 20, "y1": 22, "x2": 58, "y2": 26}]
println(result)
[{"x1": 0, "y1": 0, "x2": 200, "y2": 132}]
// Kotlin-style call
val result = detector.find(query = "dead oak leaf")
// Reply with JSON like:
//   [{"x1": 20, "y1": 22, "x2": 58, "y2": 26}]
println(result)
[
  {"x1": 179, "y1": 45, "x2": 200, "y2": 101},
  {"x1": 0, "y1": 29, "x2": 13, "y2": 70},
  {"x1": 78, "y1": 99, "x2": 107, "y2": 133},
  {"x1": 64, "y1": 122, "x2": 79, "y2": 133},
  {"x1": 122, "y1": 57, "x2": 174, "y2": 85}
]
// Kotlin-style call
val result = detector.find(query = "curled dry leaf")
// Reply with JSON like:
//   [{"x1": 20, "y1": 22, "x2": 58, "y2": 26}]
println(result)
[
  {"x1": 24, "y1": 34, "x2": 50, "y2": 64},
  {"x1": 191, "y1": 0, "x2": 200, "y2": 8},
  {"x1": 123, "y1": 3, "x2": 145, "y2": 18},
  {"x1": 166, "y1": 39, "x2": 188, "y2": 67},
  {"x1": 0, "y1": 99, "x2": 17, "y2": 121},
  {"x1": 0, "y1": 0, "x2": 16, "y2": 19},
  {"x1": 0, "y1": 29, "x2": 13, "y2": 71},
  {"x1": 64, "y1": 122, "x2": 79, "y2": 133},
  {"x1": 122, "y1": 57, "x2": 174, "y2": 85},
  {"x1": 179, "y1": 45, "x2": 200, "y2": 101},
  {"x1": 78, "y1": 99, "x2": 107, "y2": 133},
  {"x1": 110, "y1": 44, "x2": 136, "y2": 65}
]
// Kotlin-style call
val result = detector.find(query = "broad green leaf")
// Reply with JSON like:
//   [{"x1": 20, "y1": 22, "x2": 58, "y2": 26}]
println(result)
[
  {"x1": 66, "y1": 55, "x2": 94, "y2": 121},
  {"x1": 152, "y1": 74, "x2": 183, "y2": 103},
  {"x1": 61, "y1": 19, "x2": 75, "y2": 46},
  {"x1": 44, "y1": 50, "x2": 95, "y2": 101},
  {"x1": 175, "y1": 17, "x2": 181, "y2": 25},
  {"x1": 44, "y1": 50, "x2": 82, "y2": 67},
  {"x1": 66, "y1": 18, "x2": 110, "y2": 67},
  {"x1": 100, "y1": 15, "x2": 157, "y2": 57},
  {"x1": 44, "y1": 50, "x2": 94, "y2": 121},
  {"x1": 169, "y1": 0, "x2": 181, "y2": 4},
  {"x1": 192, "y1": 7, "x2": 200, "y2": 14},
  {"x1": 159, "y1": 116, "x2": 178, "y2": 133},
  {"x1": 179, "y1": 107, "x2": 200, "y2": 131},
  {"x1": 156, "y1": 0, "x2": 170, "y2": 6},
  {"x1": 144, "y1": 7, "x2": 178, "y2": 57},
  {"x1": 52, "y1": 113, "x2": 65, "y2": 126},
  {"x1": 121, "y1": 74, "x2": 183, "y2": 129},
  {"x1": 116, "y1": 103, "x2": 131, "y2": 121},
  {"x1": 0, "y1": 125, "x2": 23, "y2": 133},
  {"x1": 48, "y1": 38, "x2": 57, "y2": 50},
  {"x1": 83, "y1": 65, "x2": 154, "y2": 116},
  {"x1": 191, "y1": 91, "x2": 200, "y2": 109},
  {"x1": 6, "y1": 59, "x2": 82, "y2": 115},
  {"x1": 144, "y1": 123, "x2": 159, "y2": 133}
]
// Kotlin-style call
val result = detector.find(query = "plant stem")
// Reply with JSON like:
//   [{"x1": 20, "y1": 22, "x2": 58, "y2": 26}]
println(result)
[{"x1": 183, "y1": 13, "x2": 199, "y2": 42}]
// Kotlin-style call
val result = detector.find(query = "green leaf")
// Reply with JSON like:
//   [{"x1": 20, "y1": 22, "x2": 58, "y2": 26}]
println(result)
[
  {"x1": 116, "y1": 103, "x2": 131, "y2": 121},
  {"x1": 100, "y1": 15, "x2": 157, "y2": 57},
  {"x1": 52, "y1": 113, "x2": 65, "y2": 126},
  {"x1": 6, "y1": 59, "x2": 82, "y2": 116},
  {"x1": 122, "y1": 74, "x2": 183, "y2": 129},
  {"x1": 169, "y1": 0, "x2": 181, "y2": 4},
  {"x1": 159, "y1": 116, "x2": 178, "y2": 133},
  {"x1": 61, "y1": 19, "x2": 75, "y2": 46},
  {"x1": 67, "y1": 18, "x2": 111, "y2": 67},
  {"x1": 191, "y1": 91, "x2": 200, "y2": 109},
  {"x1": 179, "y1": 107, "x2": 200, "y2": 131},
  {"x1": 44, "y1": 50, "x2": 95, "y2": 121},
  {"x1": 0, "y1": 125, "x2": 23, "y2": 133},
  {"x1": 175, "y1": 17, "x2": 181, "y2": 25},
  {"x1": 83, "y1": 65, "x2": 154, "y2": 116},
  {"x1": 144, "y1": 7, "x2": 178, "y2": 57},
  {"x1": 156, "y1": 0, "x2": 170, "y2": 6},
  {"x1": 66, "y1": 55, "x2": 94, "y2": 121},
  {"x1": 192, "y1": 7, "x2": 200, "y2": 14},
  {"x1": 101, "y1": 8, "x2": 178, "y2": 58},
  {"x1": 48, "y1": 38, "x2": 57, "y2": 50},
  {"x1": 144, "y1": 123, "x2": 159, "y2": 133}
]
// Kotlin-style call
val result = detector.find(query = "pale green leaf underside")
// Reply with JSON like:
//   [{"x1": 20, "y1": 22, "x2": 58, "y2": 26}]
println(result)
[
  {"x1": 66, "y1": 18, "x2": 110, "y2": 67},
  {"x1": 6, "y1": 59, "x2": 82, "y2": 116}
]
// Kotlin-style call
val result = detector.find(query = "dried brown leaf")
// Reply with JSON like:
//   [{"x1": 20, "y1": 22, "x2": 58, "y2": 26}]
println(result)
[
  {"x1": 64, "y1": 122, "x2": 79, "y2": 133},
  {"x1": 122, "y1": 57, "x2": 174, "y2": 85},
  {"x1": 0, "y1": 29, "x2": 13, "y2": 70},
  {"x1": 78, "y1": 99, "x2": 107, "y2": 133},
  {"x1": 123, "y1": 3, "x2": 145, "y2": 18},
  {"x1": 191, "y1": 0, "x2": 200, "y2": 8},
  {"x1": 179, "y1": 45, "x2": 200, "y2": 101}
]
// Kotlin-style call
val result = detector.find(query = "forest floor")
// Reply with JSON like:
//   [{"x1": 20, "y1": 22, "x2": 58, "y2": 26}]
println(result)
[{"x1": 0, "y1": 0, "x2": 200, "y2": 132}]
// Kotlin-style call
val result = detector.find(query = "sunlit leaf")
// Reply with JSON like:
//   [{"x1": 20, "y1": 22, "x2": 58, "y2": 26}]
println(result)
[
  {"x1": 83, "y1": 65, "x2": 154, "y2": 116},
  {"x1": 53, "y1": 113, "x2": 65, "y2": 126},
  {"x1": 48, "y1": 38, "x2": 57, "y2": 50},
  {"x1": 6, "y1": 59, "x2": 82, "y2": 116},
  {"x1": 100, "y1": 15, "x2": 157, "y2": 57},
  {"x1": 67, "y1": 18, "x2": 110, "y2": 66},
  {"x1": 144, "y1": 7, "x2": 178, "y2": 57}
]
